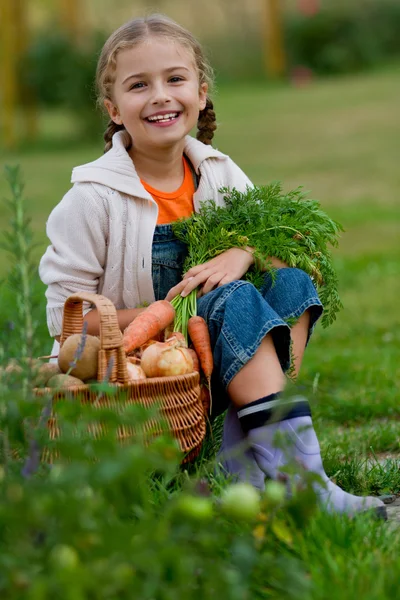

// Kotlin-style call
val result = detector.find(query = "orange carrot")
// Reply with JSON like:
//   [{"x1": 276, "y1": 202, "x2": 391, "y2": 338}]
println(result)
[
  {"x1": 123, "y1": 300, "x2": 175, "y2": 354},
  {"x1": 187, "y1": 348, "x2": 200, "y2": 373},
  {"x1": 187, "y1": 316, "x2": 213, "y2": 378},
  {"x1": 200, "y1": 385, "x2": 211, "y2": 415}
]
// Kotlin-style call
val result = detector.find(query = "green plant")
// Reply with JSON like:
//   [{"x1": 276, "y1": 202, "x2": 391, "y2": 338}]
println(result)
[
  {"x1": 285, "y1": 0, "x2": 400, "y2": 75},
  {"x1": 173, "y1": 183, "x2": 343, "y2": 328},
  {"x1": 0, "y1": 165, "x2": 48, "y2": 405},
  {"x1": 20, "y1": 31, "x2": 105, "y2": 138}
]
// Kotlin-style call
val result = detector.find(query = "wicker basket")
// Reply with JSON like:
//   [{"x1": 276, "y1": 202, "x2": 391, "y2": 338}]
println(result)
[{"x1": 34, "y1": 292, "x2": 206, "y2": 463}]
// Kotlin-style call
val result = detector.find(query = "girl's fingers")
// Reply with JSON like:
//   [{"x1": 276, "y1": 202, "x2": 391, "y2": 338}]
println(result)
[
  {"x1": 165, "y1": 278, "x2": 193, "y2": 301},
  {"x1": 184, "y1": 257, "x2": 218, "y2": 279},
  {"x1": 201, "y1": 272, "x2": 226, "y2": 295},
  {"x1": 181, "y1": 269, "x2": 213, "y2": 297},
  {"x1": 183, "y1": 264, "x2": 204, "y2": 279},
  {"x1": 217, "y1": 274, "x2": 232, "y2": 287}
]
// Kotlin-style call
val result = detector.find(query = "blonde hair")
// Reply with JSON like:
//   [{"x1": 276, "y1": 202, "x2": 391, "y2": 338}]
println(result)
[{"x1": 96, "y1": 14, "x2": 216, "y2": 152}]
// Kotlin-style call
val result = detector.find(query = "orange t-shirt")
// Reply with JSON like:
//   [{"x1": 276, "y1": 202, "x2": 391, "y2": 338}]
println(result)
[{"x1": 141, "y1": 156, "x2": 195, "y2": 225}]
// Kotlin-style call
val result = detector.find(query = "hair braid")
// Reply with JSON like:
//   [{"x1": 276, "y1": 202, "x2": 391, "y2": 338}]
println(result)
[
  {"x1": 197, "y1": 97, "x2": 217, "y2": 145},
  {"x1": 103, "y1": 119, "x2": 126, "y2": 153}
]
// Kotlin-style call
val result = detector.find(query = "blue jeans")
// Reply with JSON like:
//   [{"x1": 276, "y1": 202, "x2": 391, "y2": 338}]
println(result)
[{"x1": 152, "y1": 225, "x2": 323, "y2": 416}]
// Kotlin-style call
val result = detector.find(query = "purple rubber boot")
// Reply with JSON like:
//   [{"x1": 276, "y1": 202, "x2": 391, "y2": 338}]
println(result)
[
  {"x1": 217, "y1": 405, "x2": 265, "y2": 490},
  {"x1": 248, "y1": 415, "x2": 387, "y2": 518}
]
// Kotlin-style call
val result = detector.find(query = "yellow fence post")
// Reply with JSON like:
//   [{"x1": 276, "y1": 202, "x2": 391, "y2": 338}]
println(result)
[
  {"x1": 263, "y1": 0, "x2": 286, "y2": 78},
  {"x1": 0, "y1": 0, "x2": 18, "y2": 149},
  {"x1": 15, "y1": 0, "x2": 38, "y2": 142},
  {"x1": 59, "y1": 0, "x2": 81, "y2": 40}
]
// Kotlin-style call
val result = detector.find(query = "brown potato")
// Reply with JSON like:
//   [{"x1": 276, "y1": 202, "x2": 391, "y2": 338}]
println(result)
[
  {"x1": 47, "y1": 374, "x2": 85, "y2": 389},
  {"x1": 34, "y1": 363, "x2": 62, "y2": 388},
  {"x1": 58, "y1": 334, "x2": 100, "y2": 381}
]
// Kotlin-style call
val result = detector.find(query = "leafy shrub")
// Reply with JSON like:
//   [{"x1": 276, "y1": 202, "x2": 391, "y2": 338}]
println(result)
[
  {"x1": 20, "y1": 32, "x2": 105, "y2": 138},
  {"x1": 285, "y1": 0, "x2": 400, "y2": 75}
]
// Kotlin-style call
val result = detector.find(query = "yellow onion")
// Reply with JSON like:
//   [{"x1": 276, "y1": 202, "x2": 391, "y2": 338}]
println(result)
[
  {"x1": 141, "y1": 341, "x2": 194, "y2": 378},
  {"x1": 165, "y1": 332, "x2": 187, "y2": 347},
  {"x1": 126, "y1": 362, "x2": 147, "y2": 381}
]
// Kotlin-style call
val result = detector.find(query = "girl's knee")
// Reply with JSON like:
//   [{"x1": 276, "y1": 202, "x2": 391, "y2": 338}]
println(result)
[
  {"x1": 199, "y1": 280, "x2": 260, "y2": 321},
  {"x1": 222, "y1": 280, "x2": 259, "y2": 306},
  {"x1": 263, "y1": 267, "x2": 320, "y2": 319},
  {"x1": 278, "y1": 267, "x2": 315, "y2": 291}
]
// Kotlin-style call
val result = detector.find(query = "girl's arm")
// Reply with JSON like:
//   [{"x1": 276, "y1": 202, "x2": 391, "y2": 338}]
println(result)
[
  {"x1": 83, "y1": 306, "x2": 146, "y2": 336},
  {"x1": 40, "y1": 185, "x2": 110, "y2": 339},
  {"x1": 245, "y1": 247, "x2": 288, "y2": 270}
]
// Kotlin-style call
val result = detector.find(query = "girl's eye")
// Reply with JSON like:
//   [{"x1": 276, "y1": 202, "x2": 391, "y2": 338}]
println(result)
[
  {"x1": 130, "y1": 82, "x2": 146, "y2": 90},
  {"x1": 169, "y1": 76, "x2": 184, "y2": 83}
]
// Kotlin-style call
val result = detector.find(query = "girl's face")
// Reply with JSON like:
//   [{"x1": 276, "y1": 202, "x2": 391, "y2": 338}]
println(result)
[{"x1": 105, "y1": 37, "x2": 208, "y2": 152}]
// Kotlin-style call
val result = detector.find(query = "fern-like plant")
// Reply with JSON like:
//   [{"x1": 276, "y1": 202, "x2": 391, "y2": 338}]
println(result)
[{"x1": 173, "y1": 183, "x2": 344, "y2": 328}]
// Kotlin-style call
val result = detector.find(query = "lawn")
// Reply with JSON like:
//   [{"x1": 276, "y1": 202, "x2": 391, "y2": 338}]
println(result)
[{"x1": 1, "y1": 66, "x2": 400, "y2": 597}]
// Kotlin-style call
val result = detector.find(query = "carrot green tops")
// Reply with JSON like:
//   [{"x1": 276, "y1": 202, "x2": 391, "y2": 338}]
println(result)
[{"x1": 141, "y1": 156, "x2": 196, "y2": 225}]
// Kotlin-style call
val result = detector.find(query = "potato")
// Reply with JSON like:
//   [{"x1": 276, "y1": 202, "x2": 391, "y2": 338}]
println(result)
[
  {"x1": 34, "y1": 363, "x2": 62, "y2": 388},
  {"x1": 47, "y1": 374, "x2": 85, "y2": 389},
  {"x1": 58, "y1": 334, "x2": 100, "y2": 381}
]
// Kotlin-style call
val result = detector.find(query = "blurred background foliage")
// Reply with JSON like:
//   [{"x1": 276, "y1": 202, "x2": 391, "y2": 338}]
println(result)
[{"x1": 3, "y1": 0, "x2": 399, "y2": 143}]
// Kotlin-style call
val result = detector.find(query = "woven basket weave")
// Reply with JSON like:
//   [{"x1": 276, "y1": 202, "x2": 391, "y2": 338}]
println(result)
[{"x1": 34, "y1": 292, "x2": 206, "y2": 462}]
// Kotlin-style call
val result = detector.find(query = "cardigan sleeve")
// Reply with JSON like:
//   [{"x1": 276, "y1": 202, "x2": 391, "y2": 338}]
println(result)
[
  {"x1": 224, "y1": 157, "x2": 254, "y2": 192},
  {"x1": 39, "y1": 184, "x2": 109, "y2": 337}
]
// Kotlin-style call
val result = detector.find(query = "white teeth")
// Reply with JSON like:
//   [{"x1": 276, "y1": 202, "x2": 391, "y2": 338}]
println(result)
[{"x1": 147, "y1": 112, "x2": 179, "y2": 122}]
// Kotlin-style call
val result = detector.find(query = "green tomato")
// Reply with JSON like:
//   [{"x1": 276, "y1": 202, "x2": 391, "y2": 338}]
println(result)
[
  {"x1": 175, "y1": 494, "x2": 213, "y2": 521},
  {"x1": 264, "y1": 480, "x2": 286, "y2": 506},
  {"x1": 75, "y1": 486, "x2": 94, "y2": 500},
  {"x1": 49, "y1": 465, "x2": 64, "y2": 482},
  {"x1": 49, "y1": 544, "x2": 79, "y2": 571},
  {"x1": 220, "y1": 483, "x2": 261, "y2": 521},
  {"x1": 113, "y1": 563, "x2": 133, "y2": 585}
]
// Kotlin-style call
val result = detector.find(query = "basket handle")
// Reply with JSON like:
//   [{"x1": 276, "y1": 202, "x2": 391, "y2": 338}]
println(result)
[{"x1": 59, "y1": 292, "x2": 129, "y2": 385}]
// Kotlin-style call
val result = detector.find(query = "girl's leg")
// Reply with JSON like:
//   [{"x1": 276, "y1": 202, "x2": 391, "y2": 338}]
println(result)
[
  {"x1": 227, "y1": 333, "x2": 285, "y2": 406},
  {"x1": 218, "y1": 269, "x2": 317, "y2": 485},
  {"x1": 290, "y1": 309, "x2": 310, "y2": 378},
  {"x1": 200, "y1": 278, "x2": 385, "y2": 517},
  {"x1": 228, "y1": 306, "x2": 311, "y2": 407},
  {"x1": 198, "y1": 280, "x2": 290, "y2": 489}
]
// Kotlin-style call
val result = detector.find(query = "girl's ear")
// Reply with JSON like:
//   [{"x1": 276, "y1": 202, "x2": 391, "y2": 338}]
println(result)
[
  {"x1": 104, "y1": 99, "x2": 123, "y2": 125},
  {"x1": 199, "y1": 82, "x2": 208, "y2": 111}
]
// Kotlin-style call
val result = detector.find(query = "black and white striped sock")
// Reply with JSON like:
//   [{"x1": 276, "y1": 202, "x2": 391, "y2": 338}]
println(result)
[{"x1": 237, "y1": 394, "x2": 312, "y2": 433}]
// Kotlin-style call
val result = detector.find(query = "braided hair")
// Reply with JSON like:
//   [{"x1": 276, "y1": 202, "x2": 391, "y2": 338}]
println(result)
[
  {"x1": 103, "y1": 120, "x2": 126, "y2": 153},
  {"x1": 197, "y1": 97, "x2": 217, "y2": 145}
]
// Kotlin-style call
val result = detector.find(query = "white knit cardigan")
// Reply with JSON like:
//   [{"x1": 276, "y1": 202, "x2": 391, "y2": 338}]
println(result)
[{"x1": 39, "y1": 130, "x2": 252, "y2": 344}]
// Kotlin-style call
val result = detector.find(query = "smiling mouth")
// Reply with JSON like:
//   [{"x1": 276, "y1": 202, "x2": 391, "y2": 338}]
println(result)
[{"x1": 145, "y1": 112, "x2": 181, "y2": 123}]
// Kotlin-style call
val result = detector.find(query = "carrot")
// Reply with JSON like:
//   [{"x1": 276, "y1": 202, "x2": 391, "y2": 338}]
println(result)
[
  {"x1": 187, "y1": 348, "x2": 200, "y2": 373},
  {"x1": 123, "y1": 300, "x2": 175, "y2": 354},
  {"x1": 187, "y1": 316, "x2": 213, "y2": 379},
  {"x1": 200, "y1": 385, "x2": 211, "y2": 415}
]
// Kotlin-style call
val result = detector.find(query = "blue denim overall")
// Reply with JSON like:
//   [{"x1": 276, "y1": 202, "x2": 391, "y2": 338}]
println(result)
[{"x1": 152, "y1": 224, "x2": 323, "y2": 416}]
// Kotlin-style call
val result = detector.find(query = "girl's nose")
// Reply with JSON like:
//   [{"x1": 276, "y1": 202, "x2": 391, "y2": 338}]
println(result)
[{"x1": 151, "y1": 82, "x2": 171, "y2": 105}]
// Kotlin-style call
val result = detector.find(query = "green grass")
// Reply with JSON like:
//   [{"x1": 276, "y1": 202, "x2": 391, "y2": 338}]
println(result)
[{"x1": 1, "y1": 68, "x2": 400, "y2": 596}]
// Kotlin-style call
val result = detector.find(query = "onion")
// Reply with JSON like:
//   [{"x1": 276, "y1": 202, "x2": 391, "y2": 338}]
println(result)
[
  {"x1": 126, "y1": 362, "x2": 147, "y2": 381},
  {"x1": 165, "y1": 332, "x2": 187, "y2": 347},
  {"x1": 141, "y1": 341, "x2": 194, "y2": 378}
]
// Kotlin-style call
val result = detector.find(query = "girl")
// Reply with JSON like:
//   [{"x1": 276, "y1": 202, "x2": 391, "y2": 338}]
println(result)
[{"x1": 39, "y1": 14, "x2": 385, "y2": 518}]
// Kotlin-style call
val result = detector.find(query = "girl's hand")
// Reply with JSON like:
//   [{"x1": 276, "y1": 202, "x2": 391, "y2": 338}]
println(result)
[{"x1": 166, "y1": 247, "x2": 254, "y2": 301}]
